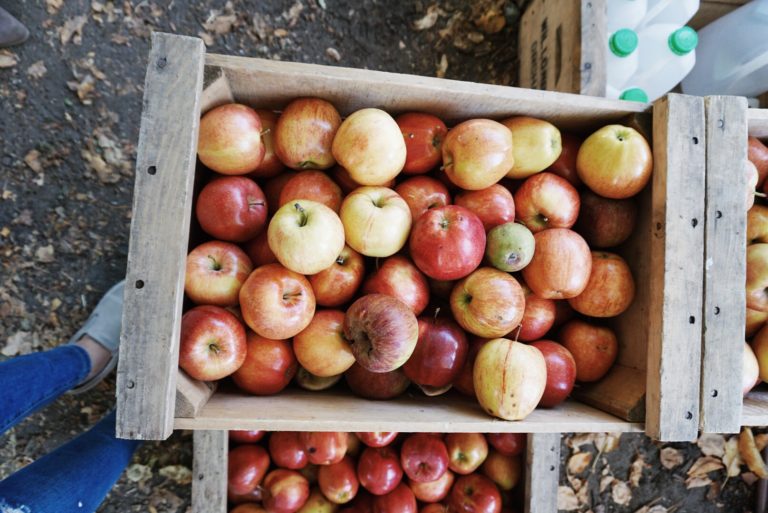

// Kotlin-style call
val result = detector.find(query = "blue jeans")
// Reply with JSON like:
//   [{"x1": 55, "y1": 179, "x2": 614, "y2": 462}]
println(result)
[{"x1": 0, "y1": 346, "x2": 141, "y2": 513}]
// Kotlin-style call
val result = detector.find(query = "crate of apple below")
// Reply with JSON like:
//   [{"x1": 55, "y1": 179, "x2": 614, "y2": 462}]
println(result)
[
  {"x1": 116, "y1": 33, "x2": 705, "y2": 442},
  {"x1": 191, "y1": 430, "x2": 554, "y2": 513}
]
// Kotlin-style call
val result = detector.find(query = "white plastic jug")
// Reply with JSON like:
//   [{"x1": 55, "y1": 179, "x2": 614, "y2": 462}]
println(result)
[
  {"x1": 629, "y1": 24, "x2": 698, "y2": 102},
  {"x1": 681, "y1": 0, "x2": 768, "y2": 97},
  {"x1": 639, "y1": 0, "x2": 699, "y2": 28},
  {"x1": 607, "y1": 0, "x2": 648, "y2": 33},
  {"x1": 607, "y1": 29, "x2": 640, "y2": 95},
  {"x1": 608, "y1": 85, "x2": 650, "y2": 103}
]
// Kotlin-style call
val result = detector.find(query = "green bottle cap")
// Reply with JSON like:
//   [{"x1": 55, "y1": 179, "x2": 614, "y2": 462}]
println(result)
[
  {"x1": 668, "y1": 26, "x2": 698, "y2": 55},
  {"x1": 609, "y1": 29, "x2": 639, "y2": 57},
  {"x1": 620, "y1": 88, "x2": 649, "y2": 103}
]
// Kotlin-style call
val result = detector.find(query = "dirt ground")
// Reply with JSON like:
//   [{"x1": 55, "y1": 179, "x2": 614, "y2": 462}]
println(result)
[{"x1": 0, "y1": 1, "x2": 758, "y2": 512}]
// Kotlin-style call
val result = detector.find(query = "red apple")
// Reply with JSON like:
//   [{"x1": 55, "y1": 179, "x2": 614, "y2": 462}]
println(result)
[
  {"x1": 231, "y1": 504, "x2": 267, "y2": 513},
  {"x1": 333, "y1": 108, "x2": 406, "y2": 185},
  {"x1": 403, "y1": 314, "x2": 468, "y2": 389},
  {"x1": 318, "y1": 456, "x2": 360, "y2": 504},
  {"x1": 339, "y1": 491, "x2": 374, "y2": 513},
  {"x1": 340, "y1": 186, "x2": 412, "y2": 257},
  {"x1": 748, "y1": 204, "x2": 768, "y2": 245},
  {"x1": 228, "y1": 445, "x2": 270, "y2": 498},
  {"x1": 294, "y1": 309, "x2": 355, "y2": 377},
  {"x1": 295, "y1": 367, "x2": 341, "y2": 391},
  {"x1": 356, "y1": 433, "x2": 399, "y2": 448},
  {"x1": 529, "y1": 340, "x2": 577, "y2": 407},
  {"x1": 308, "y1": 245, "x2": 365, "y2": 307},
  {"x1": 357, "y1": 446, "x2": 403, "y2": 496},
  {"x1": 408, "y1": 469, "x2": 454, "y2": 502},
  {"x1": 747, "y1": 244, "x2": 768, "y2": 312},
  {"x1": 560, "y1": 320, "x2": 618, "y2": 382},
  {"x1": 396, "y1": 112, "x2": 448, "y2": 174},
  {"x1": 568, "y1": 251, "x2": 635, "y2": 317},
  {"x1": 344, "y1": 363, "x2": 410, "y2": 400},
  {"x1": 409, "y1": 205, "x2": 486, "y2": 280},
  {"x1": 363, "y1": 256, "x2": 430, "y2": 316},
  {"x1": 513, "y1": 172, "x2": 580, "y2": 233},
  {"x1": 747, "y1": 307, "x2": 768, "y2": 338},
  {"x1": 196, "y1": 176, "x2": 268, "y2": 242},
  {"x1": 501, "y1": 116, "x2": 562, "y2": 179},
  {"x1": 399, "y1": 433, "x2": 449, "y2": 483},
  {"x1": 263, "y1": 469, "x2": 311, "y2": 513},
  {"x1": 372, "y1": 482, "x2": 417, "y2": 513},
  {"x1": 243, "y1": 231, "x2": 277, "y2": 267},
  {"x1": 429, "y1": 277, "x2": 457, "y2": 300},
  {"x1": 481, "y1": 450, "x2": 521, "y2": 491},
  {"x1": 420, "y1": 505, "x2": 448, "y2": 513},
  {"x1": 179, "y1": 305, "x2": 246, "y2": 381},
  {"x1": 485, "y1": 434, "x2": 525, "y2": 457},
  {"x1": 344, "y1": 294, "x2": 419, "y2": 372},
  {"x1": 395, "y1": 176, "x2": 451, "y2": 220},
  {"x1": 198, "y1": 103, "x2": 264, "y2": 175},
  {"x1": 230, "y1": 430, "x2": 266, "y2": 443},
  {"x1": 347, "y1": 433, "x2": 362, "y2": 457},
  {"x1": 552, "y1": 300, "x2": 576, "y2": 329},
  {"x1": 575, "y1": 189, "x2": 638, "y2": 248},
  {"x1": 250, "y1": 109, "x2": 283, "y2": 178},
  {"x1": 576, "y1": 124, "x2": 652, "y2": 199},
  {"x1": 232, "y1": 332, "x2": 298, "y2": 395},
  {"x1": 545, "y1": 132, "x2": 582, "y2": 187},
  {"x1": 517, "y1": 284, "x2": 556, "y2": 342},
  {"x1": 450, "y1": 268, "x2": 525, "y2": 338},
  {"x1": 442, "y1": 119, "x2": 514, "y2": 190},
  {"x1": 474, "y1": 338, "x2": 547, "y2": 420},
  {"x1": 454, "y1": 185, "x2": 516, "y2": 231},
  {"x1": 521, "y1": 229, "x2": 592, "y2": 299},
  {"x1": 299, "y1": 432, "x2": 348, "y2": 466},
  {"x1": 275, "y1": 97, "x2": 341, "y2": 170},
  {"x1": 265, "y1": 171, "x2": 298, "y2": 215},
  {"x1": 185, "y1": 241, "x2": 253, "y2": 307},
  {"x1": 299, "y1": 489, "x2": 337, "y2": 513},
  {"x1": 269, "y1": 432, "x2": 309, "y2": 470},
  {"x1": 753, "y1": 326, "x2": 768, "y2": 382},
  {"x1": 749, "y1": 136, "x2": 768, "y2": 188},
  {"x1": 453, "y1": 337, "x2": 490, "y2": 397},
  {"x1": 240, "y1": 263, "x2": 316, "y2": 339},
  {"x1": 280, "y1": 170, "x2": 344, "y2": 213},
  {"x1": 445, "y1": 433, "x2": 488, "y2": 475},
  {"x1": 447, "y1": 474, "x2": 502, "y2": 513}
]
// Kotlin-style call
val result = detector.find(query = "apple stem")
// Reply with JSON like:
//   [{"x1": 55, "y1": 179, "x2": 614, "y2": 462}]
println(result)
[
  {"x1": 512, "y1": 324, "x2": 522, "y2": 343},
  {"x1": 756, "y1": 191, "x2": 767, "y2": 198},
  {"x1": 260, "y1": 127, "x2": 271, "y2": 136},
  {"x1": 294, "y1": 202, "x2": 308, "y2": 227},
  {"x1": 433, "y1": 307, "x2": 441, "y2": 322}
]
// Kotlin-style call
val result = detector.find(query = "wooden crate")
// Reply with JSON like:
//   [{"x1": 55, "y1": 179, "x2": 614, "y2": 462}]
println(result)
[
  {"x1": 116, "y1": 32, "x2": 706, "y2": 442},
  {"x1": 519, "y1": 0, "x2": 749, "y2": 97},
  {"x1": 703, "y1": 100, "x2": 768, "y2": 431},
  {"x1": 190, "y1": 430, "x2": 561, "y2": 513}
]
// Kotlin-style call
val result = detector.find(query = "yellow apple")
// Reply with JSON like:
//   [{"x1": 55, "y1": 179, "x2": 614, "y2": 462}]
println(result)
[
  {"x1": 339, "y1": 186, "x2": 412, "y2": 257},
  {"x1": 501, "y1": 116, "x2": 562, "y2": 179},
  {"x1": 442, "y1": 119, "x2": 514, "y2": 190},
  {"x1": 747, "y1": 244, "x2": 768, "y2": 312},
  {"x1": 744, "y1": 342, "x2": 760, "y2": 395}
]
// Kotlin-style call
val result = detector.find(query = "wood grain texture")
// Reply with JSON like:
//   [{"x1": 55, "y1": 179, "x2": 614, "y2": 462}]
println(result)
[
  {"x1": 525, "y1": 433, "x2": 560, "y2": 513},
  {"x1": 174, "y1": 388, "x2": 644, "y2": 433},
  {"x1": 700, "y1": 96, "x2": 748, "y2": 434},
  {"x1": 573, "y1": 365, "x2": 646, "y2": 422},
  {"x1": 192, "y1": 430, "x2": 228, "y2": 513},
  {"x1": 580, "y1": 0, "x2": 606, "y2": 96},
  {"x1": 176, "y1": 369, "x2": 217, "y2": 418},
  {"x1": 646, "y1": 94, "x2": 706, "y2": 442},
  {"x1": 115, "y1": 33, "x2": 205, "y2": 440},
  {"x1": 205, "y1": 52, "x2": 647, "y2": 132},
  {"x1": 748, "y1": 109, "x2": 768, "y2": 138}
]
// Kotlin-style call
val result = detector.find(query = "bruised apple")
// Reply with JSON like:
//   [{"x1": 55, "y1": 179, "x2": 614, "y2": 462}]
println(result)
[
  {"x1": 442, "y1": 119, "x2": 515, "y2": 190},
  {"x1": 450, "y1": 268, "x2": 525, "y2": 338},
  {"x1": 568, "y1": 251, "x2": 635, "y2": 318},
  {"x1": 560, "y1": 320, "x2": 618, "y2": 382},
  {"x1": 522, "y1": 229, "x2": 592, "y2": 300},
  {"x1": 474, "y1": 338, "x2": 546, "y2": 420},
  {"x1": 275, "y1": 97, "x2": 341, "y2": 170},
  {"x1": 198, "y1": 104, "x2": 264, "y2": 175},
  {"x1": 300, "y1": 432, "x2": 348, "y2": 465}
]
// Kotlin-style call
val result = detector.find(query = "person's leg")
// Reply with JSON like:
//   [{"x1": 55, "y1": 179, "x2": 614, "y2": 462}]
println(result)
[
  {"x1": 0, "y1": 7, "x2": 28, "y2": 48},
  {"x1": 0, "y1": 411, "x2": 141, "y2": 513}
]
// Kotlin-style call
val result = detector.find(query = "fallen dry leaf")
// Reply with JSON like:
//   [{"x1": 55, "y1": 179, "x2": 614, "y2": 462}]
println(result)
[
  {"x1": 203, "y1": 13, "x2": 237, "y2": 35},
  {"x1": 687, "y1": 456, "x2": 724, "y2": 478},
  {"x1": 685, "y1": 475, "x2": 713, "y2": 488},
  {"x1": 756, "y1": 433, "x2": 768, "y2": 451},
  {"x1": 576, "y1": 482, "x2": 590, "y2": 508},
  {"x1": 24, "y1": 150, "x2": 43, "y2": 173},
  {"x1": 35, "y1": 245, "x2": 55, "y2": 263},
  {"x1": 568, "y1": 452, "x2": 593, "y2": 475},
  {"x1": 158, "y1": 465, "x2": 192, "y2": 485},
  {"x1": 635, "y1": 505, "x2": 669, "y2": 513},
  {"x1": 569, "y1": 434, "x2": 598, "y2": 450},
  {"x1": 412, "y1": 4, "x2": 443, "y2": 31},
  {"x1": 82, "y1": 149, "x2": 119, "y2": 183},
  {"x1": 612, "y1": 481, "x2": 632, "y2": 506},
  {"x1": 629, "y1": 456, "x2": 645, "y2": 487},
  {"x1": 2, "y1": 331, "x2": 33, "y2": 357},
  {"x1": 557, "y1": 486, "x2": 579, "y2": 511},
  {"x1": 739, "y1": 427, "x2": 768, "y2": 478},
  {"x1": 724, "y1": 436, "x2": 743, "y2": 477},
  {"x1": 326, "y1": 47, "x2": 341, "y2": 62},
  {"x1": 198, "y1": 31, "x2": 214, "y2": 46},
  {"x1": 436, "y1": 54, "x2": 448, "y2": 78},
  {"x1": 46, "y1": 0, "x2": 64, "y2": 14},
  {"x1": 60, "y1": 16, "x2": 88, "y2": 45},
  {"x1": 474, "y1": 2, "x2": 506, "y2": 34},
  {"x1": 273, "y1": 28, "x2": 289, "y2": 38},
  {"x1": 600, "y1": 475, "x2": 615, "y2": 493},
  {"x1": 67, "y1": 74, "x2": 96, "y2": 104},
  {"x1": 596, "y1": 432, "x2": 621, "y2": 453},
  {"x1": 26, "y1": 60, "x2": 47, "y2": 79},
  {"x1": 697, "y1": 433, "x2": 726, "y2": 457},
  {"x1": 126, "y1": 463, "x2": 153, "y2": 483},
  {"x1": 566, "y1": 475, "x2": 583, "y2": 492},
  {"x1": 660, "y1": 447, "x2": 684, "y2": 469},
  {"x1": 0, "y1": 50, "x2": 17, "y2": 68}
]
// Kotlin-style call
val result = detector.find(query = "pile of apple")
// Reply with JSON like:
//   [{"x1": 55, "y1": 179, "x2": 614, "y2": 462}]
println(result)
[
  {"x1": 743, "y1": 137, "x2": 768, "y2": 394},
  {"x1": 179, "y1": 97, "x2": 653, "y2": 420},
  {"x1": 226, "y1": 429, "x2": 526, "y2": 513}
]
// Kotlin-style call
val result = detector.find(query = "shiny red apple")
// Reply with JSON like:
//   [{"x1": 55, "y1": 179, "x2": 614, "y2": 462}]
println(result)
[
  {"x1": 263, "y1": 468, "x2": 310, "y2": 513},
  {"x1": 228, "y1": 445, "x2": 270, "y2": 499},
  {"x1": 400, "y1": 433, "x2": 449, "y2": 483},
  {"x1": 309, "y1": 245, "x2": 365, "y2": 308},
  {"x1": 447, "y1": 473, "x2": 502, "y2": 513},
  {"x1": 485, "y1": 434, "x2": 525, "y2": 457},
  {"x1": 530, "y1": 340, "x2": 577, "y2": 407},
  {"x1": 269, "y1": 432, "x2": 308, "y2": 470},
  {"x1": 185, "y1": 240, "x2": 253, "y2": 307},
  {"x1": 372, "y1": 482, "x2": 417, "y2": 513},
  {"x1": 403, "y1": 314, "x2": 468, "y2": 389},
  {"x1": 300, "y1": 432, "x2": 348, "y2": 466},
  {"x1": 396, "y1": 112, "x2": 448, "y2": 174},
  {"x1": 513, "y1": 172, "x2": 580, "y2": 233},
  {"x1": 230, "y1": 430, "x2": 266, "y2": 443},
  {"x1": 275, "y1": 97, "x2": 341, "y2": 170},
  {"x1": 232, "y1": 332, "x2": 297, "y2": 395},
  {"x1": 454, "y1": 184, "x2": 516, "y2": 231},
  {"x1": 196, "y1": 176, "x2": 268, "y2": 242},
  {"x1": 319, "y1": 455, "x2": 359, "y2": 504},
  {"x1": 395, "y1": 176, "x2": 451, "y2": 220},
  {"x1": 517, "y1": 283, "x2": 556, "y2": 342},
  {"x1": 362, "y1": 256, "x2": 430, "y2": 316},
  {"x1": 179, "y1": 305, "x2": 246, "y2": 381},
  {"x1": 356, "y1": 433, "x2": 399, "y2": 448},
  {"x1": 357, "y1": 446, "x2": 403, "y2": 496}
]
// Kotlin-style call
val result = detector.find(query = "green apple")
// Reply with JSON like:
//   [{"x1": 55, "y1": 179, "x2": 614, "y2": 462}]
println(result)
[{"x1": 485, "y1": 222, "x2": 535, "y2": 272}]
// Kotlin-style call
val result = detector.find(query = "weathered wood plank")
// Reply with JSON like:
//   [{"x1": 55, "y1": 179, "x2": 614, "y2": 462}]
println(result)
[
  {"x1": 646, "y1": 94, "x2": 706, "y2": 441},
  {"x1": 525, "y1": 433, "x2": 560, "y2": 513},
  {"x1": 573, "y1": 365, "x2": 646, "y2": 422},
  {"x1": 192, "y1": 430, "x2": 228, "y2": 513},
  {"x1": 700, "y1": 96, "x2": 748, "y2": 434},
  {"x1": 176, "y1": 369, "x2": 217, "y2": 418},
  {"x1": 116, "y1": 33, "x2": 205, "y2": 440},
  {"x1": 580, "y1": 0, "x2": 606, "y2": 97}
]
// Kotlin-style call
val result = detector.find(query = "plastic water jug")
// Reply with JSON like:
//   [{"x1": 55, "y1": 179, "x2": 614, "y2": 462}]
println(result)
[
  {"x1": 608, "y1": 85, "x2": 650, "y2": 103},
  {"x1": 681, "y1": 0, "x2": 768, "y2": 97},
  {"x1": 638, "y1": 0, "x2": 699, "y2": 28},
  {"x1": 607, "y1": 29, "x2": 640, "y2": 96},
  {"x1": 607, "y1": 0, "x2": 648, "y2": 33},
  {"x1": 628, "y1": 24, "x2": 698, "y2": 102}
]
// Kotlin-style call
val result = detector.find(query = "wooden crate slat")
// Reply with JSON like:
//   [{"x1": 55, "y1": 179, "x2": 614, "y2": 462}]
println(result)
[
  {"x1": 646, "y1": 94, "x2": 706, "y2": 441},
  {"x1": 579, "y1": 0, "x2": 606, "y2": 96},
  {"x1": 573, "y1": 365, "x2": 646, "y2": 422},
  {"x1": 174, "y1": 389, "x2": 644, "y2": 433},
  {"x1": 525, "y1": 433, "x2": 560, "y2": 513},
  {"x1": 192, "y1": 430, "x2": 228, "y2": 513},
  {"x1": 176, "y1": 369, "x2": 217, "y2": 418},
  {"x1": 115, "y1": 33, "x2": 205, "y2": 440},
  {"x1": 700, "y1": 95, "x2": 748, "y2": 433}
]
